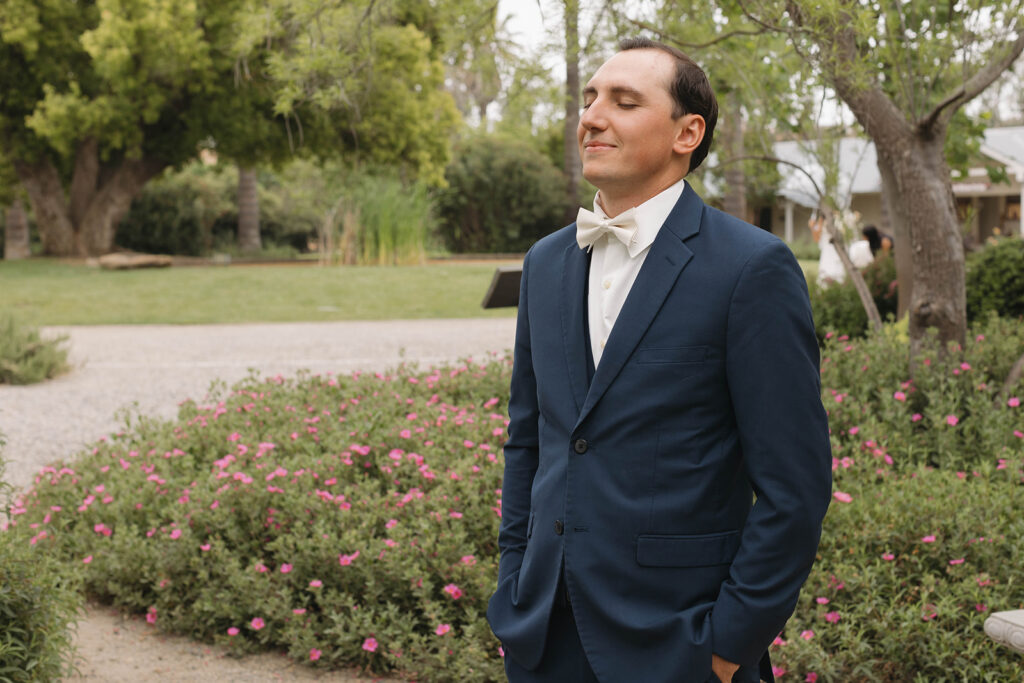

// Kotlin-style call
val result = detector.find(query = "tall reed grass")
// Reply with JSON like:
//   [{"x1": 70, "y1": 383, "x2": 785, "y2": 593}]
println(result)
[{"x1": 321, "y1": 170, "x2": 433, "y2": 266}]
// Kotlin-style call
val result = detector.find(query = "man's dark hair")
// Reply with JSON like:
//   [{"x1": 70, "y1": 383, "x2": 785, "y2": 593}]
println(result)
[{"x1": 618, "y1": 37, "x2": 718, "y2": 173}]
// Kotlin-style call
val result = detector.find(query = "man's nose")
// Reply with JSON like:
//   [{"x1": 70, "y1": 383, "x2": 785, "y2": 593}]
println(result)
[{"x1": 579, "y1": 100, "x2": 607, "y2": 130}]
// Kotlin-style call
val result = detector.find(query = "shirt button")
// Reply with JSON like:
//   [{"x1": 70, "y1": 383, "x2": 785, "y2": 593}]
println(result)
[
  {"x1": 554, "y1": 520, "x2": 564, "y2": 535},
  {"x1": 603, "y1": 279, "x2": 612, "y2": 289},
  {"x1": 573, "y1": 439, "x2": 588, "y2": 454}
]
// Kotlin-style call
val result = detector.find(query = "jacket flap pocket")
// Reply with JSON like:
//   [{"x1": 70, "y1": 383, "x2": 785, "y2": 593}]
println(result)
[
  {"x1": 635, "y1": 346, "x2": 707, "y2": 365},
  {"x1": 635, "y1": 531, "x2": 740, "y2": 568}
]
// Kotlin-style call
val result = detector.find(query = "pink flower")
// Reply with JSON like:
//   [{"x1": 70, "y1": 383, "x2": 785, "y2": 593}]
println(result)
[
  {"x1": 250, "y1": 617, "x2": 265, "y2": 630},
  {"x1": 83, "y1": 555, "x2": 93, "y2": 564},
  {"x1": 945, "y1": 415, "x2": 959, "y2": 426},
  {"x1": 460, "y1": 555, "x2": 476, "y2": 565},
  {"x1": 339, "y1": 551, "x2": 360, "y2": 566},
  {"x1": 911, "y1": 413, "x2": 923, "y2": 422},
  {"x1": 800, "y1": 629, "x2": 814, "y2": 640},
  {"x1": 882, "y1": 553, "x2": 895, "y2": 561},
  {"x1": 227, "y1": 626, "x2": 240, "y2": 636},
  {"x1": 169, "y1": 529, "x2": 182, "y2": 539},
  {"x1": 976, "y1": 603, "x2": 988, "y2": 612},
  {"x1": 848, "y1": 426, "x2": 859, "y2": 435},
  {"x1": 435, "y1": 623, "x2": 451, "y2": 636},
  {"x1": 362, "y1": 637, "x2": 378, "y2": 652},
  {"x1": 146, "y1": 607, "x2": 157, "y2": 624},
  {"x1": 443, "y1": 583, "x2": 464, "y2": 600},
  {"x1": 960, "y1": 362, "x2": 971, "y2": 371},
  {"x1": 309, "y1": 648, "x2": 321, "y2": 661},
  {"x1": 921, "y1": 535, "x2": 936, "y2": 543},
  {"x1": 1008, "y1": 397, "x2": 1020, "y2": 407},
  {"x1": 815, "y1": 597, "x2": 829, "y2": 605},
  {"x1": 949, "y1": 558, "x2": 965, "y2": 565},
  {"x1": 833, "y1": 491, "x2": 853, "y2": 503},
  {"x1": 824, "y1": 611, "x2": 840, "y2": 623},
  {"x1": 1015, "y1": 430, "x2": 1024, "y2": 439},
  {"x1": 385, "y1": 519, "x2": 398, "y2": 529},
  {"x1": 772, "y1": 666, "x2": 787, "y2": 676},
  {"x1": 293, "y1": 608, "x2": 306, "y2": 615},
  {"x1": 806, "y1": 674, "x2": 818, "y2": 683},
  {"x1": 280, "y1": 564, "x2": 293, "y2": 574},
  {"x1": 893, "y1": 391, "x2": 906, "y2": 402},
  {"x1": 200, "y1": 543, "x2": 211, "y2": 551},
  {"x1": 309, "y1": 579, "x2": 322, "y2": 588},
  {"x1": 255, "y1": 563, "x2": 269, "y2": 573}
]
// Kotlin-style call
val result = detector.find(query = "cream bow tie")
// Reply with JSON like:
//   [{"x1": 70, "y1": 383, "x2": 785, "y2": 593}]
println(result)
[{"x1": 576, "y1": 207, "x2": 639, "y2": 251}]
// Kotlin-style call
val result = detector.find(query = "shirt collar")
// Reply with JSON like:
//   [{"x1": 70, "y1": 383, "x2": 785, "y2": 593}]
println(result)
[{"x1": 592, "y1": 178, "x2": 687, "y2": 257}]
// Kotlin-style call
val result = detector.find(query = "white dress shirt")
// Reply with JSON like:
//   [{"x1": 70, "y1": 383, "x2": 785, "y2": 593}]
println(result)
[{"x1": 585, "y1": 179, "x2": 687, "y2": 366}]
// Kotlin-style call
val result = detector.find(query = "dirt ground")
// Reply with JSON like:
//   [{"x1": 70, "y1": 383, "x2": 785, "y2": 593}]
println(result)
[{"x1": 67, "y1": 603, "x2": 396, "y2": 682}]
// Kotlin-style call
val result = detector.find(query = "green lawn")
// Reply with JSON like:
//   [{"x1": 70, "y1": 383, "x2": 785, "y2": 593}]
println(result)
[
  {"x1": 0, "y1": 260, "x2": 521, "y2": 325},
  {"x1": 0, "y1": 258, "x2": 820, "y2": 325}
]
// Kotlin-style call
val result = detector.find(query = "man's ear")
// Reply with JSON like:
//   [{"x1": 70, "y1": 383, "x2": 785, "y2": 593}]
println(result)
[{"x1": 673, "y1": 114, "x2": 705, "y2": 157}]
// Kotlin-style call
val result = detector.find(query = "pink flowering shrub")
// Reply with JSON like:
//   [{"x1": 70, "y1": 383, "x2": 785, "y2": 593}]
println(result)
[
  {"x1": 4, "y1": 359, "x2": 513, "y2": 681},
  {"x1": 821, "y1": 314, "x2": 1024, "y2": 471}
]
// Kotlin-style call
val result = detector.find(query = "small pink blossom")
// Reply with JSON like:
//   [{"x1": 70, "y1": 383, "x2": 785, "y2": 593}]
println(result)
[
  {"x1": 362, "y1": 637, "x2": 378, "y2": 652},
  {"x1": 800, "y1": 630, "x2": 814, "y2": 640},
  {"x1": 309, "y1": 579, "x2": 322, "y2": 588},
  {"x1": 976, "y1": 603, "x2": 988, "y2": 612},
  {"x1": 200, "y1": 543, "x2": 211, "y2": 551},
  {"x1": 882, "y1": 553, "x2": 895, "y2": 561},
  {"x1": 339, "y1": 551, "x2": 360, "y2": 566},
  {"x1": 443, "y1": 583, "x2": 464, "y2": 600},
  {"x1": 806, "y1": 674, "x2": 818, "y2": 683},
  {"x1": 949, "y1": 558, "x2": 965, "y2": 565},
  {"x1": 460, "y1": 555, "x2": 476, "y2": 565},
  {"x1": 169, "y1": 529, "x2": 182, "y2": 539},
  {"x1": 911, "y1": 413, "x2": 923, "y2": 422},
  {"x1": 773, "y1": 666, "x2": 787, "y2": 676},
  {"x1": 309, "y1": 648, "x2": 321, "y2": 661},
  {"x1": 250, "y1": 617, "x2": 265, "y2": 630},
  {"x1": 280, "y1": 563, "x2": 292, "y2": 574},
  {"x1": 435, "y1": 623, "x2": 451, "y2": 636},
  {"x1": 1008, "y1": 397, "x2": 1020, "y2": 407},
  {"x1": 83, "y1": 555, "x2": 93, "y2": 564},
  {"x1": 227, "y1": 627, "x2": 239, "y2": 636},
  {"x1": 293, "y1": 608, "x2": 306, "y2": 615},
  {"x1": 893, "y1": 391, "x2": 906, "y2": 402},
  {"x1": 945, "y1": 415, "x2": 959, "y2": 426},
  {"x1": 921, "y1": 535, "x2": 936, "y2": 543},
  {"x1": 833, "y1": 491, "x2": 853, "y2": 503},
  {"x1": 385, "y1": 519, "x2": 398, "y2": 529},
  {"x1": 848, "y1": 426, "x2": 859, "y2": 435},
  {"x1": 255, "y1": 563, "x2": 269, "y2": 573},
  {"x1": 816, "y1": 597, "x2": 830, "y2": 605},
  {"x1": 146, "y1": 607, "x2": 157, "y2": 624},
  {"x1": 824, "y1": 611, "x2": 840, "y2": 623}
]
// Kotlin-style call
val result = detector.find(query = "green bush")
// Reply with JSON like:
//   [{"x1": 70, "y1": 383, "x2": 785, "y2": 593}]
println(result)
[
  {"x1": 1, "y1": 438, "x2": 82, "y2": 681},
  {"x1": 821, "y1": 313, "x2": 1024, "y2": 471},
  {"x1": 436, "y1": 135, "x2": 570, "y2": 253},
  {"x1": 809, "y1": 255, "x2": 899, "y2": 341},
  {"x1": 115, "y1": 183, "x2": 206, "y2": 256},
  {"x1": 0, "y1": 315, "x2": 69, "y2": 385},
  {"x1": 966, "y1": 238, "x2": 1024, "y2": 322}
]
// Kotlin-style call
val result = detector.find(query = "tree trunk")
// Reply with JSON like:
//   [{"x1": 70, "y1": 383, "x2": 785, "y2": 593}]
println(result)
[
  {"x1": 563, "y1": 0, "x2": 582, "y2": 221},
  {"x1": 237, "y1": 165, "x2": 261, "y2": 253},
  {"x1": 877, "y1": 159, "x2": 913, "y2": 318},
  {"x1": 13, "y1": 145, "x2": 164, "y2": 257},
  {"x1": 875, "y1": 135, "x2": 966, "y2": 360},
  {"x1": 3, "y1": 198, "x2": 30, "y2": 260},
  {"x1": 721, "y1": 91, "x2": 747, "y2": 221}
]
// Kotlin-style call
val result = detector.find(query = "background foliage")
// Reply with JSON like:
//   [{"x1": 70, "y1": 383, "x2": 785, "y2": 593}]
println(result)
[
  {"x1": 965, "y1": 238, "x2": 1024, "y2": 323},
  {"x1": 0, "y1": 315, "x2": 68, "y2": 385}
]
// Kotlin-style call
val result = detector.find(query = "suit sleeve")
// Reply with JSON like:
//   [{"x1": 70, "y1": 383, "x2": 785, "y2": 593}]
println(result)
[
  {"x1": 496, "y1": 248, "x2": 540, "y2": 584},
  {"x1": 712, "y1": 239, "x2": 833, "y2": 666}
]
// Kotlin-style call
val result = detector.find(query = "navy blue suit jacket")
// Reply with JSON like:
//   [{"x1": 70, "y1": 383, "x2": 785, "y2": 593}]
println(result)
[{"x1": 486, "y1": 184, "x2": 832, "y2": 682}]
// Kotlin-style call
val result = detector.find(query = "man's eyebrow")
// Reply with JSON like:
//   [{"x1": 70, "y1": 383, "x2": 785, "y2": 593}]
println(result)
[{"x1": 581, "y1": 85, "x2": 646, "y2": 100}]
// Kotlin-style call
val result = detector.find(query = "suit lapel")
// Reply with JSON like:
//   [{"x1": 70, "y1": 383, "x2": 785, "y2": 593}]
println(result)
[
  {"x1": 560, "y1": 240, "x2": 590, "y2": 414},
  {"x1": 574, "y1": 184, "x2": 703, "y2": 429}
]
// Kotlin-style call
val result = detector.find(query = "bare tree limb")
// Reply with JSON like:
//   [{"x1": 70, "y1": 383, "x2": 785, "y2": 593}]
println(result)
[
  {"x1": 919, "y1": 28, "x2": 1024, "y2": 133},
  {"x1": 997, "y1": 350, "x2": 1024, "y2": 405}
]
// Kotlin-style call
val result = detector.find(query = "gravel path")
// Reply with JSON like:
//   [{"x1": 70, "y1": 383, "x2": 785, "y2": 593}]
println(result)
[{"x1": 0, "y1": 319, "x2": 516, "y2": 681}]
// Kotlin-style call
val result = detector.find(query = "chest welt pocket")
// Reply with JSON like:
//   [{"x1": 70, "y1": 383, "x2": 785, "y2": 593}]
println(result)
[
  {"x1": 635, "y1": 346, "x2": 707, "y2": 365},
  {"x1": 635, "y1": 531, "x2": 740, "y2": 568}
]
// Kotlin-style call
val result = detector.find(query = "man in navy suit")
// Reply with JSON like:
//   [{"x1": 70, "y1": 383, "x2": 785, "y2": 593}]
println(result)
[{"x1": 487, "y1": 37, "x2": 832, "y2": 683}]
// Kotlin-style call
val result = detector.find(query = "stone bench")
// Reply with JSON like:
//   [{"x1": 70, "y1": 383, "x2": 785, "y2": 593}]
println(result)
[{"x1": 984, "y1": 610, "x2": 1024, "y2": 654}]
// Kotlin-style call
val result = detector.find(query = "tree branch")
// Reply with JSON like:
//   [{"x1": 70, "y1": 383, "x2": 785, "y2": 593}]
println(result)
[
  {"x1": 997, "y1": 349, "x2": 1024, "y2": 405},
  {"x1": 618, "y1": 14, "x2": 770, "y2": 50},
  {"x1": 920, "y1": 28, "x2": 1024, "y2": 133},
  {"x1": 717, "y1": 154, "x2": 825, "y2": 199}
]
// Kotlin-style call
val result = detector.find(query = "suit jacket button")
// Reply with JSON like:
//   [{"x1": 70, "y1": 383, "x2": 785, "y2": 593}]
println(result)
[
  {"x1": 573, "y1": 438, "x2": 588, "y2": 454},
  {"x1": 554, "y1": 520, "x2": 564, "y2": 535}
]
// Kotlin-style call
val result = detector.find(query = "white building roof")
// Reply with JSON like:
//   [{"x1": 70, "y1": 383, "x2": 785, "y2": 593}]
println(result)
[{"x1": 774, "y1": 126, "x2": 1024, "y2": 209}]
